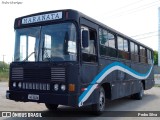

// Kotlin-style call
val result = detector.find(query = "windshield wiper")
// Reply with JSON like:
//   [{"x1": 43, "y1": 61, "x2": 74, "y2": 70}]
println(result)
[
  {"x1": 42, "y1": 47, "x2": 51, "y2": 61},
  {"x1": 23, "y1": 52, "x2": 35, "y2": 61}
]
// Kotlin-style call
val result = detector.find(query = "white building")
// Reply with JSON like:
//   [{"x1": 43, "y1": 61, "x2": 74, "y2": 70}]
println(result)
[{"x1": 158, "y1": 8, "x2": 160, "y2": 66}]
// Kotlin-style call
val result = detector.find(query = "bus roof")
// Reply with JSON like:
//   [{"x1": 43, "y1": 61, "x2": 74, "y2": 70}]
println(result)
[{"x1": 14, "y1": 9, "x2": 153, "y2": 51}]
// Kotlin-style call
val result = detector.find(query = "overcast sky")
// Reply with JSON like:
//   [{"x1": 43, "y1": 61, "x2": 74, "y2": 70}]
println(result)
[{"x1": 0, "y1": 0, "x2": 160, "y2": 63}]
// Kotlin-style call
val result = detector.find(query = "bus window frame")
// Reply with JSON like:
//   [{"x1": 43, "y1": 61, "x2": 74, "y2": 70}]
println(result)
[
  {"x1": 99, "y1": 27, "x2": 117, "y2": 58},
  {"x1": 117, "y1": 36, "x2": 130, "y2": 60},
  {"x1": 80, "y1": 25, "x2": 98, "y2": 64}
]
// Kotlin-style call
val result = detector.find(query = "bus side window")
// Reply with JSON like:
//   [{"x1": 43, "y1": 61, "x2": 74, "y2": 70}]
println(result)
[
  {"x1": 140, "y1": 46, "x2": 147, "y2": 63},
  {"x1": 81, "y1": 26, "x2": 97, "y2": 62},
  {"x1": 147, "y1": 49, "x2": 152, "y2": 64},
  {"x1": 117, "y1": 36, "x2": 129, "y2": 60},
  {"x1": 99, "y1": 28, "x2": 116, "y2": 57}
]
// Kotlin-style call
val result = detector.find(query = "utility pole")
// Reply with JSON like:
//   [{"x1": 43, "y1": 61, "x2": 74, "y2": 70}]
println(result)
[
  {"x1": 2, "y1": 55, "x2": 5, "y2": 70},
  {"x1": 158, "y1": 8, "x2": 160, "y2": 66},
  {"x1": 2, "y1": 55, "x2": 5, "y2": 64}
]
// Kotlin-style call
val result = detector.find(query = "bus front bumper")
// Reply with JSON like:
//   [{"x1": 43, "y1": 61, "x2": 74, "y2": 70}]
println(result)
[{"x1": 6, "y1": 90, "x2": 78, "y2": 107}]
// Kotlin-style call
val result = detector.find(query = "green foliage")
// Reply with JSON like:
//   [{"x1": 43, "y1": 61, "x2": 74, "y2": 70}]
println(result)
[
  {"x1": 0, "y1": 61, "x2": 9, "y2": 71},
  {"x1": 154, "y1": 51, "x2": 158, "y2": 65},
  {"x1": 0, "y1": 61, "x2": 9, "y2": 81},
  {"x1": 154, "y1": 84, "x2": 160, "y2": 87}
]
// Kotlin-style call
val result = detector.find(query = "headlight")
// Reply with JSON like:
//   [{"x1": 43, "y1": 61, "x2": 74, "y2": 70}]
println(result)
[
  {"x1": 61, "y1": 85, "x2": 66, "y2": 91},
  {"x1": 54, "y1": 84, "x2": 59, "y2": 91},
  {"x1": 13, "y1": 82, "x2": 16, "y2": 88},
  {"x1": 18, "y1": 82, "x2": 22, "y2": 88}
]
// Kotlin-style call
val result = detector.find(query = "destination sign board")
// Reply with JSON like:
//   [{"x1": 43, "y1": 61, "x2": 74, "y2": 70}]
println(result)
[{"x1": 22, "y1": 12, "x2": 62, "y2": 24}]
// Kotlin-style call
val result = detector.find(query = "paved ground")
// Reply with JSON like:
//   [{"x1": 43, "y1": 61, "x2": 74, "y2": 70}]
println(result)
[
  {"x1": 155, "y1": 80, "x2": 160, "y2": 84},
  {"x1": 0, "y1": 82, "x2": 160, "y2": 120}
]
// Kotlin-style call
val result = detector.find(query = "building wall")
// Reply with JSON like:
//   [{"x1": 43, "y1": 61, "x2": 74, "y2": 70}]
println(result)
[
  {"x1": 154, "y1": 65, "x2": 160, "y2": 84},
  {"x1": 154, "y1": 65, "x2": 160, "y2": 74},
  {"x1": 158, "y1": 8, "x2": 160, "y2": 66}
]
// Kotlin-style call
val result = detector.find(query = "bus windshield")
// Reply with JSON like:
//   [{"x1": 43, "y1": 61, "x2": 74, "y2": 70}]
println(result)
[{"x1": 14, "y1": 23, "x2": 77, "y2": 62}]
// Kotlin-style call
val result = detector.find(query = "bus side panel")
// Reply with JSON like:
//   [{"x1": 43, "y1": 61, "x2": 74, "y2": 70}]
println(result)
[
  {"x1": 99, "y1": 58, "x2": 139, "y2": 100},
  {"x1": 131, "y1": 62, "x2": 154, "y2": 90},
  {"x1": 99, "y1": 58, "x2": 117, "y2": 83},
  {"x1": 99, "y1": 58, "x2": 122, "y2": 100},
  {"x1": 79, "y1": 63, "x2": 99, "y2": 105},
  {"x1": 144, "y1": 67, "x2": 154, "y2": 90},
  {"x1": 99, "y1": 58, "x2": 154, "y2": 100},
  {"x1": 110, "y1": 80, "x2": 140, "y2": 100},
  {"x1": 146, "y1": 65, "x2": 154, "y2": 90},
  {"x1": 80, "y1": 63, "x2": 98, "y2": 84}
]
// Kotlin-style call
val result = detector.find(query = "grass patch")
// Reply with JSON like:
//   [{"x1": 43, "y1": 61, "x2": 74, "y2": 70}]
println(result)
[
  {"x1": 0, "y1": 71, "x2": 9, "y2": 82},
  {"x1": 154, "y1": 84, "x2": 160, "y2": 87}
]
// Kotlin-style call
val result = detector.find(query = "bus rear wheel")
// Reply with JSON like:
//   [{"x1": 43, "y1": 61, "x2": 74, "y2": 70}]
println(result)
[
  {"x1": 45, "y1": 103, "x2": 58, "y2": 111},
  {"x1": 92, "y1": 86, "x2": 105, "y2": 115},
  {"x1": 131, "y1": 82, "x2": 144, "y2": 100}
]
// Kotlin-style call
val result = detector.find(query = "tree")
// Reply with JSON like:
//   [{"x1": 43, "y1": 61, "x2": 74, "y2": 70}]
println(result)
[
  {"x1": 154, "y1": 51, "x2": 158, "y2": 65},
  {"x1": 0, "y1": 61, "x2": 9, "y2": 72}
]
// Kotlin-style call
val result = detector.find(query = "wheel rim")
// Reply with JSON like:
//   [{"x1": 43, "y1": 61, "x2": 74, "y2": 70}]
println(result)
[
  {"x1": 140, "y1": 84, "x2": 144, "y2": 97},
  {"x1": 99, "y1": 90, "x2": 105, "y2": 111},
  {"x1": 140, "y1": 88, "x2": 144, "y2": 97}
]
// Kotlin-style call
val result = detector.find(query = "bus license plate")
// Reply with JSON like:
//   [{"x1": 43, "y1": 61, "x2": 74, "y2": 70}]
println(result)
[{"x1": 28, "y1": 94, "x2": 39, "y2": 100}]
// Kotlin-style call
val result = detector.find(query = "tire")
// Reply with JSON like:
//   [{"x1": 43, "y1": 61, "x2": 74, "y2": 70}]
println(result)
[
  {"x1": 92, "y1": 86, "x2": 105, "y2": 115},
  {"x1": 132, "y1": 82, "x2": 144, "y2": 100},
  {"x1": 45, "y1": 103, "x2": 58, "y2": 111}
]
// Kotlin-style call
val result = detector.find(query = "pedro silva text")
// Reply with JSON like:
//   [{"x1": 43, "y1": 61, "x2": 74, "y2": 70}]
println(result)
[{"x1": 138, "y1": 112, "x2": 158, "y2": 117}]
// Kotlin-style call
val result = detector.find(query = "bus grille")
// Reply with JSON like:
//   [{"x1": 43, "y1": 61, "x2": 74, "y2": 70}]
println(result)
[
  {"x1": 24, "y1": 68, "x2": 51, "y2": 81},
  {"x1": 51, "y1": 68, "x2": 66, "y2": 81},
  {"x1": 22, "y1": 82, "x2": 50, "y2": 90},
  {"x1": 11, "y1": 68, "x2": 23, "y2": 81},
  {"x1": 11, "y1": 67, "x2": 66, "y2": 82}
]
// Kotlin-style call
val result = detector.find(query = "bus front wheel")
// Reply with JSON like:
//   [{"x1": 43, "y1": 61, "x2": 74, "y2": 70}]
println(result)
[
  {"x1": 92, "y1": 86, "x2": 105, "y2": 115},
  {"x1": 45, "y1": 103, "x2": 58, "y2": 111}
]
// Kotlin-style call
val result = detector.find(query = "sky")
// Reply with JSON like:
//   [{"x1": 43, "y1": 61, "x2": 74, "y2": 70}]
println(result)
[{"x1": 0, "y1": 0, "x2": 160, "y2": 63}]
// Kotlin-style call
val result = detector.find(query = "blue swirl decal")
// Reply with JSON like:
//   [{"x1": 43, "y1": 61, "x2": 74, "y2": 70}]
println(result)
[{"x1": 78, "y1": 62, "x2": 153, "y2": 107}]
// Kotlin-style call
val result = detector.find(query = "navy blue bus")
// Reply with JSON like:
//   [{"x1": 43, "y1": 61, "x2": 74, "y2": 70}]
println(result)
[{"x1": 6, "y1": 9, "x2": 154, "y2": 114}]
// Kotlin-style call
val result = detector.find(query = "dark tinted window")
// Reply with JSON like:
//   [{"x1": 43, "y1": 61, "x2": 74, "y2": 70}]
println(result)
[
  {"x1": 130, "y1": 42, "x2": 139, "y2": 62},
  {"x1": 99, "y1": 29, "x2": 115, "y2": 48},
  {"x1": 118, "y1": 37, "x2": 123, "y2": 50},
  {"x1": 147, "y1": 49, "x2": 152, "y2": 64},
  {"x1": 108, "y1": 33, "x2": 115, "y2": 48},
  {"x1": 140, "y1": 46, "x2": 147, "y2": 63},
  {"x1": 140, "y1": 46, "x2": 146, "y2": 56},
  {"x1": 117, "y1": 37, "x2": 128, "y2": 52},
  {"x1": 130, "y1": 42, "x2": 134, "y2": 53},
  {"x1": 135, "y1": 44, "x2": 138, "y2": 54},
  {"x1": 99, "y1": 28, "x2": 116, "y2": 57},
  {"x1": 124, "y1": 39, "x2": 128, "y2": 51},
  {"x1": 117, "y1": 36, "x2": 129, "y2": 60}
]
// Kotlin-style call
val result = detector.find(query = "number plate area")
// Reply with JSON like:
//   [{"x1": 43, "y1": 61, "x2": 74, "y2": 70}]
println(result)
[{"x1": 28, "y1": 94, "x2": 39, "y2": 100}]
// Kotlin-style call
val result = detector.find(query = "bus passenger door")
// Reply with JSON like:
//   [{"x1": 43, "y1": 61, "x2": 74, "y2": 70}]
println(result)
[{"x1": 80, "y1": 25, "x2": 98, "y2": 84}]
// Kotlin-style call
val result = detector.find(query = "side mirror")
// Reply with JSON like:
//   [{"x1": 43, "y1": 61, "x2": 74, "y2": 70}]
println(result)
[{"x1": 82, "y1": 30, "x2": 89, "y2": 48}]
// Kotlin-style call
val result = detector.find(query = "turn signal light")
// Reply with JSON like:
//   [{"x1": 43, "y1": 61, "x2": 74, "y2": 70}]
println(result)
[{"x1": 69, "y1": 84, "x2": 75, "y2": 92}]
